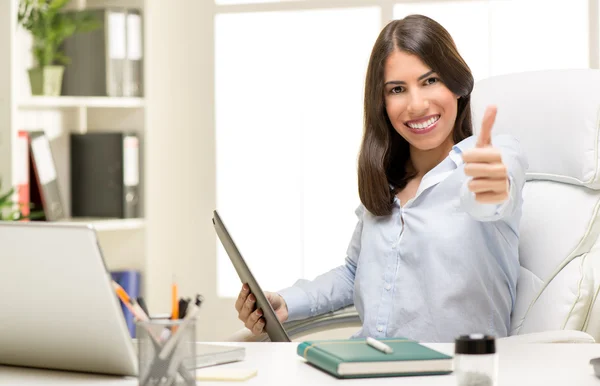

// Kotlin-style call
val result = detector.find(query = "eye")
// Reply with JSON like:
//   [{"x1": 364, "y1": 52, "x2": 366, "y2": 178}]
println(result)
[
  {"x1": 424, "y1": 77, "x2": 440, "y2": 85},
  {"x1": 390, "y1": 86, "x2": 405, "y2": 94}
]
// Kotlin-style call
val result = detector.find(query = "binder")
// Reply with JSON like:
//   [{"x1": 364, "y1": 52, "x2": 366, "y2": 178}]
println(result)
[
  {"x1": 61, "y1": 9, "x2": 125, "y2": 96},
  {"x1": 61, "y1": 8, "x2": 143, "y2": 97},
  {"x1": 70, "y1": 132, "x2": 140, "y2": 218},
  {"x1": 110, "y1": 270, "x2": 141, "y2": 338},
  {"x1": 20, "y1": 131, "x2": 66, "y2": 221},
  {"x1": 15, "y1": 131, "x2": 30, "y2": 219},
  {"x1": 124, "y1": 9, "x2": 143, "y2": 97}
]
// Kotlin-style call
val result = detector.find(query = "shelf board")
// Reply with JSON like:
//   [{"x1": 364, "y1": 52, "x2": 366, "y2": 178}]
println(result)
[
  {"x1": 60, "y1": 217, "x2": 146, "y2": 232},
  {"x1": 65, "y1": 0, "x2": 144, "y2": 11},
  {"x1": 18, "y1": 96, "x2": 145, "y2": 109}
]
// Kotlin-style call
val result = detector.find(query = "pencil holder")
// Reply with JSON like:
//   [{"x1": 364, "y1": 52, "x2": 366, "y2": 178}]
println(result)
[{"x1": 137, "y1": 319, "x2": 196, "y2": 386}]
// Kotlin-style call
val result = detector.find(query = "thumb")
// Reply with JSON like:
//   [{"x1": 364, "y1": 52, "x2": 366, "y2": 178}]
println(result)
[
  {"x1": 477, "y1": 105, "x2": 497, "y2": 148},
  {"x1": 266, "y1": 292, "x2": 279, "y2": 307}
]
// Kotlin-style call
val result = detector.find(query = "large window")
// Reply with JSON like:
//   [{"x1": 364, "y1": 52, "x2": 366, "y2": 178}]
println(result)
[
  {"x1": 215, "y1": 0, "x2": 599, "y2": 298},
  {"x1": 215, "y1": 7, "x2": 380, "y2": 297},
  {"x1": 394, "y1": 1, "x2": 490, "y2": 81}
]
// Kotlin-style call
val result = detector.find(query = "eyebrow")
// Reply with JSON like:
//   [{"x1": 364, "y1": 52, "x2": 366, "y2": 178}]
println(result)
[{"x1": 384, "y1": 70, "x2": 435, "y2": 86}]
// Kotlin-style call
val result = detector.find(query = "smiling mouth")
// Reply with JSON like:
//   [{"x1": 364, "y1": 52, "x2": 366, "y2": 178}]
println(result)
[{"x1": 405, "y1": 115, "x2": 441, "y2": 130}]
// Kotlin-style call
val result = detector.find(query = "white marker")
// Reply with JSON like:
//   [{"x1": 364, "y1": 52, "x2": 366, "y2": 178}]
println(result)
[{"x1": 366, "y1": 337, "x2": 393, "y2": 354}]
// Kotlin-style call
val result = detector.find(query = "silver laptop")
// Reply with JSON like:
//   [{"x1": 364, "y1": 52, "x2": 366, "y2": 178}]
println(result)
[{"x1": 0, "y1": 221, "x2": 243, "y2": 376}]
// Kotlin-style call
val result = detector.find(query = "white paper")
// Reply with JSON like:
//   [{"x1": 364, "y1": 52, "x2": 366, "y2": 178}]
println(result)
[
  {"x1": 31, "y1": 136, "x2": 57, "y2": 186},
  {"x1": 123, "y1": 136, "x2": 139, "y2": 186},
  {"x1": 108, "y1": 11, "x2": 126, "y2": 59},
  {"x1": 127, "y1": 13, "x2": 143, "y2": 60},
  {"x1": 14, "y1": 136, "x2": 28, "y2": 185}
]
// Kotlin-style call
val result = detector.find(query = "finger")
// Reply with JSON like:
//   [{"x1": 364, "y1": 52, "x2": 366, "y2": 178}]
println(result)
[
  {"x1": 475, "y1": 191, "x2": 509, "y2": 204},
  {"x1": 252, "y1": 319, "x2": 265, "y2": 335},
  {"x1": 244, "y1": 308, "x2": 263, "y2": 330},
  {"x1": 462, "y1": 148, "x2": 502, "y2": 164},
  {"x1": 468, "y1": 178, "x2": 509, "y2": 193},
  {"x1": 464, "y1": 163, "x2": 507, "y2": 178},
  {"x1": 234, "y1": 283, "x2": 250, "y2": 313},
  {"x1": 476, "y1": 105, "x2": 497, "y2": 148},
  {"x1": 238, "y1": 293, "x2": 256, "y2": 322}
]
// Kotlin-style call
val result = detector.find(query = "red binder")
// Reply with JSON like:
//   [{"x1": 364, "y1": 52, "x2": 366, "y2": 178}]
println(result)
[
  {"x1": 17, "y1": 130, "x2": 66, "y2": 221},
  {"x1": 15, "y1": 131, "x2": 31, "y2": 219}
]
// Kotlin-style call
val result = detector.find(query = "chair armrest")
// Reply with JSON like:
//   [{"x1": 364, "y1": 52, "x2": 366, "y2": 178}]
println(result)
[
  {"x1": 500, "y1": 330, "x2": 596, "y2": 344},
  {"x1": 227, "y1": 305, "x2": 361, "y2": 342}
]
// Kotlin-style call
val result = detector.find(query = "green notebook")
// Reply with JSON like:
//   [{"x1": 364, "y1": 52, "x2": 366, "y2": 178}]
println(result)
[{"x1": 297, "y1": 338, "x2": 453, "y2": 379}]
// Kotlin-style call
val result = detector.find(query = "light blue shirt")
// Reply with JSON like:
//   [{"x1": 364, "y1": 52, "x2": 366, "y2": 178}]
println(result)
[{"x1": 278, "y1": 134, "x2": 528, "y2": 342}]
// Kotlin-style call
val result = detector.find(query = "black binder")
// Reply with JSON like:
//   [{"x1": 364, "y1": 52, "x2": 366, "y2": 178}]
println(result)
[
  {"x1": 70, "y1": 132, "x2": 140, "y2": 218},
  {"x1": 61, "y1": 9, "x2": 144, "y2": 97}
]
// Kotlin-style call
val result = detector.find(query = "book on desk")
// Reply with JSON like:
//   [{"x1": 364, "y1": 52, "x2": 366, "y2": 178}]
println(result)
[{"x1": 297, "y1": 337, "x2": 453, "y2": 379}]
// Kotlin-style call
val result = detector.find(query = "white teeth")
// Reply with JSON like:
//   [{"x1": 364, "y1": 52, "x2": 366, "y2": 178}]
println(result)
[{"x1": 407, "y1": 115, "x2": 439, "y2": 130}]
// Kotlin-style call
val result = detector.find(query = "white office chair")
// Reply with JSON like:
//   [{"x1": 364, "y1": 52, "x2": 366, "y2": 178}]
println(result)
[{"x1": 229, "y1": 69, "x2": 600, "y2": 344}]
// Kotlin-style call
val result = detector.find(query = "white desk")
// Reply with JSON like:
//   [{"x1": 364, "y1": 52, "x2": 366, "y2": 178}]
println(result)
[{"x1": 1, "y1": 342, "x2": 599, "y2": 385}]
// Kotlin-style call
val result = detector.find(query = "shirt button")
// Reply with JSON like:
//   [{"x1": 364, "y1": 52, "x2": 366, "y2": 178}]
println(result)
[
  {"x1": 385, "y1": 283, "x2": 392, "y2": 291},
  {"x1": 377, "y1": 326, "x2": 383, "y2": 332}
]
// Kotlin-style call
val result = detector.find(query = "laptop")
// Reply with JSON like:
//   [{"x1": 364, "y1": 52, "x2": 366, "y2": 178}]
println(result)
[
  {"x1": 0, "y1": 221, "x2": 244, "y2": 376},
  {"x1": 212, "y1": 210, "x2": 292, "y2": 342}
]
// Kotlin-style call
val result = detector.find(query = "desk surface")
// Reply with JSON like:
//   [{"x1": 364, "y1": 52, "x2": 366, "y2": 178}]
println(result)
[{"x1": 1, "y1": 341, "x2": 600, "y2": 385}]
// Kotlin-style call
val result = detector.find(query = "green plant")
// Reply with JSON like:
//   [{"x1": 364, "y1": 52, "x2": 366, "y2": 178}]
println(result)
[
  {"x1": 0, "y1": 180, "x2": 45, "y2": 221},
  {"x1": 17, "y1": 0, "x2": 101, "y2": 68}
]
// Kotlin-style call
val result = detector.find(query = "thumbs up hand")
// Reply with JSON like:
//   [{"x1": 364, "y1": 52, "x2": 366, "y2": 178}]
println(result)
[{"x1": 461, "y1": 105, "x2": 510, "y2": 204}]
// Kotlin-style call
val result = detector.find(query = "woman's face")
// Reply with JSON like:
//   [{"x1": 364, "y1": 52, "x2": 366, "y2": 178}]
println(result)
[{"x1": 383, "y1": 49, "x2": 459, "y2": 151}]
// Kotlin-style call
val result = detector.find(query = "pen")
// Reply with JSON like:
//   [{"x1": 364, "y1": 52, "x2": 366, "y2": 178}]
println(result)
[
  {"x1": 136, "y1": 296, "x2": 150, "y2": 317},
  {"x1": 171, "y1": 279, "x2": 179, "y2": 320},
  {"x1": 112, "y1": 281, "x2": 149, "y2": 322},
  {"x1": 178, "y1": 298, "x2": 189, "y2": 319},
  {"x1": 366, "y1": 337, "x2": 394, "y2": 354}
]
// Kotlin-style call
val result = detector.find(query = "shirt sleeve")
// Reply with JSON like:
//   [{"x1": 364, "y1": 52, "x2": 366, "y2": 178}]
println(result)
[
  {"x1": 459, "y1": 134, "x2": 528, "y2": 222},
  {"x1": 277, "y1": 205, "x2": 364, "y2": 322}
]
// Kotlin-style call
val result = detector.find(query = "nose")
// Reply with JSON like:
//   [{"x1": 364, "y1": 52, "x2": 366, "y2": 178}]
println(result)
[{"x1": 407, "y1": 90, "x2": 430, "y2": 117}]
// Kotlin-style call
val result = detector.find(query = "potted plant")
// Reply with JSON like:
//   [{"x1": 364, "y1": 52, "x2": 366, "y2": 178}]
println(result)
[
  {"x1": 0, "y1": 180, "x2": 44, "y2": 221},
  {"x1": 17, "y1": 0, "x2": 100, "y2": 96}
]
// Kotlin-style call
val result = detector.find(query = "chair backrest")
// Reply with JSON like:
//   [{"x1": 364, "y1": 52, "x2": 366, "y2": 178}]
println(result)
[{"x1": 470, "y1": 69, "x2": 600, "y2": 340}]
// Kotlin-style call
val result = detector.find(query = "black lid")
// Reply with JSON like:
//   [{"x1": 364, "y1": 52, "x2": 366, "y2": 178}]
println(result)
[{"x1": 455, "y1": 334, "x2": 496, "y2": 354}]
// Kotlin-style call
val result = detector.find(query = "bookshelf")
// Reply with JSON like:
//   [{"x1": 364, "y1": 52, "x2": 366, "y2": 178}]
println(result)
[
  {"x1": 0, "y1": 0, "x2": 148, "y2": 283},
  {"x1": 18, "y1": 96, "x2": 145, "y2": 109},
  {"x1": 62, "y1": 217, "x2": 146, "y2": 232}
]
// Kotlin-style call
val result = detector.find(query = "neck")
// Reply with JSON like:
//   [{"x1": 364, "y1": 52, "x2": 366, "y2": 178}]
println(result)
[{"x1": 408, "y1": 135, "x2": 455, "y2": 178}]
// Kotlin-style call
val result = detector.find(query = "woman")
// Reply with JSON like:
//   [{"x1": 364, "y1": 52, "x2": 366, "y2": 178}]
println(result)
[{"x1": 235, "y1": 14, "x2": 527, "y2": 342}]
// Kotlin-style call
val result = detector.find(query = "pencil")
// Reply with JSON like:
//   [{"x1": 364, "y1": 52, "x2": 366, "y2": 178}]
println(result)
[
  {"x1": 112, "y1": 281, "x2": 149, "y2": 322},
  {"x1": 171, "y1": 280, "x2": 178, "y2": 320}
]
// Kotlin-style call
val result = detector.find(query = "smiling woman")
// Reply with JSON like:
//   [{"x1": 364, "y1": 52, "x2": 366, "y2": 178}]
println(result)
[
  {"x1": 360, "y1": 14, "x2": 474, "y2": 215},
  {"x1": 234, "y1": 14, "x2": 529, "y2": 343}
]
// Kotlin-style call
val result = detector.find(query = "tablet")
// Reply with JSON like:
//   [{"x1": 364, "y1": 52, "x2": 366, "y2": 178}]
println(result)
[{"x1": 212, "y1": 210, "x2": 291, "y2": 342}]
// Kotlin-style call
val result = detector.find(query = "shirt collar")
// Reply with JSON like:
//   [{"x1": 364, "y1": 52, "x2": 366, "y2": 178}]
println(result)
[
  {"x1": 390, "y1": 135, "x2": 477, "y2": 204},
  {"x1": 412, "y1": 135, "x2": 477, "y2": 200}
]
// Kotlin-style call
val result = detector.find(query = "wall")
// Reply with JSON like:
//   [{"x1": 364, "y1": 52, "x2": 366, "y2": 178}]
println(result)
[
  {"x1": 0, "y1": 0, "x2": 15, "y2": 188},
  {"x1": 145, "y1": 0, "x2": 240, "y2": 340}
]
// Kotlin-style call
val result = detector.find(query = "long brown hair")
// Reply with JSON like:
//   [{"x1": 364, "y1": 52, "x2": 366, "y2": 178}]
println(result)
[{"x1": 358, "y1": 15, "x2": 474, "y2": 216}]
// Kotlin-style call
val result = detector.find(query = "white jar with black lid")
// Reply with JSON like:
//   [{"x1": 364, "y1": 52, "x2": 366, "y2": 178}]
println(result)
[{"x1": 454, "y1": 334, "x2": 497, "y2": 386}]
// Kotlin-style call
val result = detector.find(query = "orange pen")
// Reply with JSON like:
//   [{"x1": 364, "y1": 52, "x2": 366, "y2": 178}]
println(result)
[
  {"x1": 112, "y1": 280, "x2": 149, "y2": 322},
  {"x1": 171, "y1": 279, "x2": 179, "y2": 320}
]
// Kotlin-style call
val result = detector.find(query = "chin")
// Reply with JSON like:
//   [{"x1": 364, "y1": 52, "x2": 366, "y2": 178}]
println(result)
[
  {"x1": 405, "y1": 137, "x2": 444, "y2": 151},
  {"x1": 401, "y1": 128, "x2": 453, "y2": 152}
]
